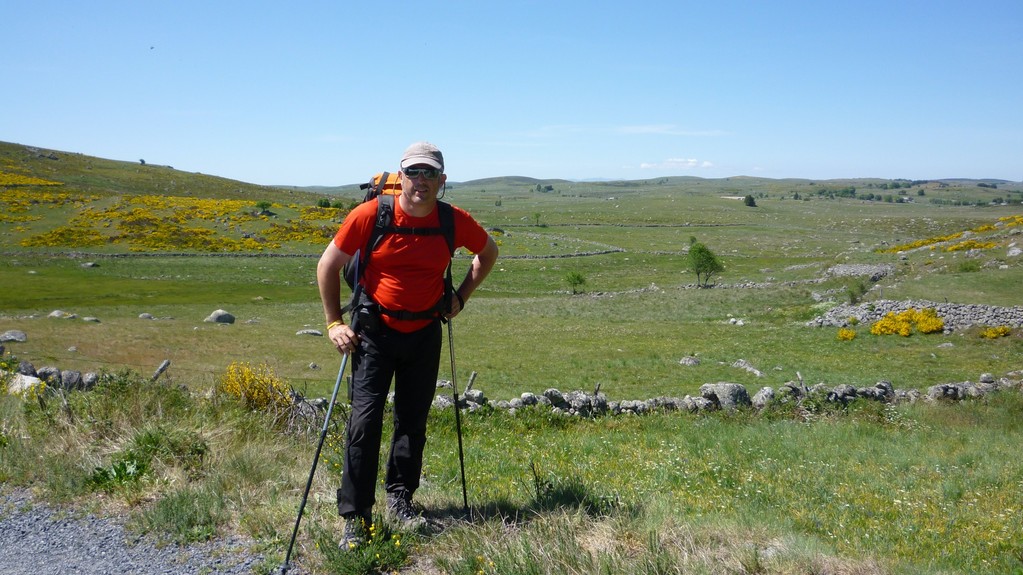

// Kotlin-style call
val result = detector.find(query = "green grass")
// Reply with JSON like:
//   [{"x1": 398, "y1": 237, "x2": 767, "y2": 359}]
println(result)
[
  {"x1": 3, "y1": 372, "x2": 1022, "y2": 574},
  {"x1": 3, "y1": 142, "x2": 1023, "y2": 574}
]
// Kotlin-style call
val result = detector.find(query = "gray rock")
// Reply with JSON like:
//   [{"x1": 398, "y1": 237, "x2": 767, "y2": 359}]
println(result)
[
  {"x1": 732, "y1": 359, "x2": 764, "y2": 377},
  {"x1": 463, "y1": 388, "x2": 486, "y2": 405},
  {"x1": 1, "y1": 330, "x2": 28, "y2": 343},
  {"x1": 61, "y1": 370, "x2": 83, "y2": 390},
  {"x1": 752, "y1": 387, "x2": 775, "y2": 409},
  {"x1": 204, "y1": 309, "x2": 235, "y2": 324},
  {"x1": 36, "y1": 366, "x2": 60, "y2": 382},
  {"x1": 543, "y1": 388, "x2": 568, "y2": 409},
  {"x1": 5, "y1": 373, "x2": 43, "y2": 395},
  {"x1": 700, "y1": 382, "x2": 752, "y2": 410},
  {"x1": 17, "y1": 360, "x2": 37, "y2": 376},
  {"x1": 296, "y1": 329, "x2": 323, "y2": 336}
]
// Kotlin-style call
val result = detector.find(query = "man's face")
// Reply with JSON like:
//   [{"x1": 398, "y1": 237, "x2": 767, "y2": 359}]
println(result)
[{"x1": 400, "y1": 164, "x2": 446, "y2": 208}]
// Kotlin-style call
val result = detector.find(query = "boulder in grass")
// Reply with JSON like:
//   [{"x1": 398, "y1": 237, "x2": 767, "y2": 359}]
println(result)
[
  {"x1": 6, "y1": 373, "x2": 45, "y2": 397},
  {"x1": 700, "y1": 382, "x2": 752, "y2": 411},
  {"x1": 204, "y1": 309, "x2": 235, "y2": 324},
  {"x1": 1, "y1": 330, "x2": 28, "y2": 343}
]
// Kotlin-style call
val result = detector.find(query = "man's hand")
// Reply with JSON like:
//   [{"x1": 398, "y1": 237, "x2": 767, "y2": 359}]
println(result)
[{"x1": 328, "y1": 322, "x2": 359, "y2": 355}]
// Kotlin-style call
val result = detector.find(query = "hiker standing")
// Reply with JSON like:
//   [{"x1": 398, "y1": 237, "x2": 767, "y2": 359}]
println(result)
[{"x1": 316, "y1": 142, "x2": 498, "y2": 549}]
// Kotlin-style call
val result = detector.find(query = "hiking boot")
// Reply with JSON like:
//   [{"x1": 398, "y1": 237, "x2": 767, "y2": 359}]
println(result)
[
  {"x1": 385, "y1": 491, "x2": 426, "y2": 530},
  {"x1": 339, "y1": 513, "x2": 370, "y2": 551}
]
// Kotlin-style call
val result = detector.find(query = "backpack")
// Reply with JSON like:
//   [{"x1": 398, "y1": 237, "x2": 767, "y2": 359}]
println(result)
[{"x1": 342, "y1": 172, "x2": 456, "y2": 321}]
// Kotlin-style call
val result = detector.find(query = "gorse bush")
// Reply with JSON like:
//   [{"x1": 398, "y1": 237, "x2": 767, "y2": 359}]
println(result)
[
  {"x1": 837, "y1": 328, "x2": 857, "y2": 341},
  {"x1": 980, "y1": 325, "x2": 1012, "y2": 339},
  {"x1": 870, "y1": 307, "x2": 944, "y2": 336},
  {"x1": 218, "y1": 361, "x2": 291, "y2": 411}
]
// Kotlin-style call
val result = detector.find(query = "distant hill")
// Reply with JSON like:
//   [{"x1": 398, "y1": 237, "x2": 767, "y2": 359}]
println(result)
[
  {"x1": 0, "y1": 140, "x2": 320, "y2": 203},
  {"x1": 2, "y1": 140, "x2": 1018, "y2": 200}
]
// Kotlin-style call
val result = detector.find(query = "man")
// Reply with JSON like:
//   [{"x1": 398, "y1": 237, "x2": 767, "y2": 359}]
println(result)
[{"x1": 316, "y1": 142, "x2": 498, "y2": 549}]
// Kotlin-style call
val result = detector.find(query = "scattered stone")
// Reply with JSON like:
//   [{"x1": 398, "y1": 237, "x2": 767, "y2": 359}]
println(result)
[
  {"x1": 139, "y1": 313, "x2": 155, "y2": 320},
  {"x1": 1, "y1": 330, "x2": 27, "y2": 343},
  {"x1": 825, "y1": 264, "x2": 894, "y2": 282},
  {"x1": 80, "y1": 262, "x2": 99, "y2": 268},
  {"x1": 204, "y1": 309, "x2": 235, "y2": 324},
  {"x1": 296, "y1": 329, "x2": 322, "y2": 336},
  {"x1": 5, "y1": 373, "x2": 44, "y2": 396},
  {"x1": 732, "y1": 359, "x2": 764, "y2": 377},
  {"x1": 700, "y1": 382, "x2": 753, "y2": 410},
  {"x1": 679, "y1": 356, "x2": 700, "y2": 366},
  {"x1": 752, "y1": 387, "x2": 775, "y2": 409},
  {"x1": 82, "y1": 317, "x2": 100, "y2": 323},
  {"x1": 48, "y1": 310, "x2": 77, "y2": 320},
  {"x1": 36, "y1": 366, "x2": 60, "y2": 382}
]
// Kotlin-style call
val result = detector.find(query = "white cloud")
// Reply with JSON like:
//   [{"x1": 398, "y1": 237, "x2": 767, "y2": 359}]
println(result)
[
  {"x1": 641, "y1": 158, "x2": 715, "y2": 170},
  {"x1": 619, "y1": 125, "x2": 727, "y2": 137}
]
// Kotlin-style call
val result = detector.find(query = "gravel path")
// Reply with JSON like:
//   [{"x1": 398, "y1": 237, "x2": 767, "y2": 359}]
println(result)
[{"x1": 0, "y1": 487, "x2": 297, "y2": 575}]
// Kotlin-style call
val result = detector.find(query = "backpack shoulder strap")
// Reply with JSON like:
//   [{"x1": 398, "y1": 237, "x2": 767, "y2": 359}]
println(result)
[
  {"x1": 436, "y1": 200, "x2": 455, "y2": 257},
  {"x1": 360, "y1": 171, "x2": 391, "y2": 202},
  {"x1": 365, "y1": 193, "x2": 394, "y2": 256}
]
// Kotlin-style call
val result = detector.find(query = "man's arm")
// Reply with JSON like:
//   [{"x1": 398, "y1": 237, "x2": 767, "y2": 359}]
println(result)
[
  {"x1": 316, "y1": 241, "x2": 358, "y2": 354},
  {"x1": 448, "y1": 235, "x2": 498, "y2": 318}
]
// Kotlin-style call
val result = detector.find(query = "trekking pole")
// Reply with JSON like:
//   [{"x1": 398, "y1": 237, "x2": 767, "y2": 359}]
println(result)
[
  {"x1": 447, "y1": 319, "x2": 469, "y2": 513},
  {"x1": 280, "y1": 352, "x2": 350, "y2": 574},
  {"x1": 281, "y1": 251, "x2": 362, "y2": 575}
]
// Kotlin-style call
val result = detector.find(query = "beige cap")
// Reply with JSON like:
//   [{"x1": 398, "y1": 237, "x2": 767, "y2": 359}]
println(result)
[{"x1": 400, "y1": 141, "x2": 444, "y2": 171}]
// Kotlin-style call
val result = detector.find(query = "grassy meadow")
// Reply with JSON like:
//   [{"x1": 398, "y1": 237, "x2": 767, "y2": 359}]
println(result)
[{"x1": 2, "y1": 141, "x2": 1023, "y2": 574}]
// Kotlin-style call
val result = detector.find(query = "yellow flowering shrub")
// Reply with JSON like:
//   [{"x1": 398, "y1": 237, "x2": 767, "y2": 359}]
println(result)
[
  {"x1": 980, "y1": 326, "x2": 1012, "y2": 339},
  {"x1": 944, "y1": 240, "x2": 997, "y2": 252},
  {"x1": 837, "y1": 328, "x2": 857, "y2": 341},
  {"x1": 218, "y1": 362, "x2": 292, "y2": 411},
  {"x1": 878, "y1": 232, "x2": 962, "y2": 254},
  {"x1": 0, "y1": 170, "x2": 63, "y2": 186},
  {"x1": 870, "y1": 308, "x2": 944, "y2": 336}
]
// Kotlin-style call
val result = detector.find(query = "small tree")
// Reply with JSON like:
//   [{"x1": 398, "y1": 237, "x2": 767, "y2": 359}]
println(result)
[
  {"x1": 688, "y1": 242, "x2": 724, "y2": 287},
  {"x1": 565, "y1": 271, "x2": 586, "y2": 294},
  {"x1": 744, "y1": 194, "x2": 757, "y2": 207},
  {"x1": 255, "y1": 200, "x2": 272, "y2": 215}
]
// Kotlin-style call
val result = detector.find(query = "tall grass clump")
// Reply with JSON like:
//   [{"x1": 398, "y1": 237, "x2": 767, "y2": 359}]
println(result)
[{"x1": 0, "y1": 362, "x2": 311, "y2": 551}]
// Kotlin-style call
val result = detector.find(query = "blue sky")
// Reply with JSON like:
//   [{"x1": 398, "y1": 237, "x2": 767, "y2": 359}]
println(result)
[{"x1": 3, "y1": 1, "x2": 1021, "y2": 186}]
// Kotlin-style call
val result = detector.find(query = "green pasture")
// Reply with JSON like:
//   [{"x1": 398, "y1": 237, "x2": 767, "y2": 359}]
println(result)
[
  {"x1": 2, "y1": 158, "x2": 1021, "y2": 402},
  {"x1": 3, "y1": 142, "x2": 1023, "y2": 574}
]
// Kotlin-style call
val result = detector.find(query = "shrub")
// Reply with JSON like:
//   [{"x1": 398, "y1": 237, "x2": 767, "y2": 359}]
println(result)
[
  {"x1": 837, "y1": 328, "x2": 857, "y2": 341},
  {"x1": 980, "y1": 326, "x2": 1012, "y2": 339},
  {"x1": 955, "y1": 260, "x2": 982, "y2": 273},
  {"x1": 218, "y1": 362, "x2": 291, "y2": 412},
  {"x1": 565, "y1": 271, "x2": 586, "y2": 294},
  {"x1": 870, "y1": 308, "x2": 944, "y2": 336}
]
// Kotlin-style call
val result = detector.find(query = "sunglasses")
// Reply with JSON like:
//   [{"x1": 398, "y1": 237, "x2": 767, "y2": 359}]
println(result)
[{"x1": 401, "y1": 167, "x2": 441, "y2": 180}]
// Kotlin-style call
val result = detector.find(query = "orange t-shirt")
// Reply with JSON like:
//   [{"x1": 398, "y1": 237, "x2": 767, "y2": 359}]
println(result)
[{"x1": 333, "y1": 196, "x2": 490, "y2": 332}]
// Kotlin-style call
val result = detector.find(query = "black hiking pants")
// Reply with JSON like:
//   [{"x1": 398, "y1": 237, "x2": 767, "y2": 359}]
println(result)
[{"x1": 337, "y1": 319, "x2": 441, "y2": 518}]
